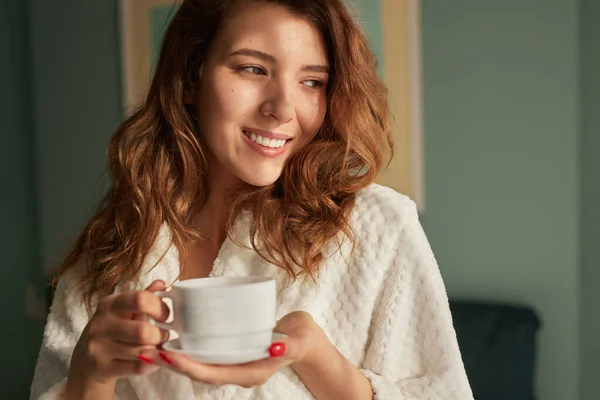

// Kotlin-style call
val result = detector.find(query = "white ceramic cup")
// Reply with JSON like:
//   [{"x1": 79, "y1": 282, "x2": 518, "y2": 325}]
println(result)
[{"x1": 151, "y1": 276, "x2": 276, "y2": 353}]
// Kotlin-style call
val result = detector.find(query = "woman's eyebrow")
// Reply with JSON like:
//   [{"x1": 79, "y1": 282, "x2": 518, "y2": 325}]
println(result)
[
  {"x1": 302, "y1": 64, "x2": 329, "y2": 74},
  {"x1": 230, "y1": 48, "x2": 329, "y2": 73},
  {"x1": 229, "y1": 48, "x2": 277, "y2": 63}
]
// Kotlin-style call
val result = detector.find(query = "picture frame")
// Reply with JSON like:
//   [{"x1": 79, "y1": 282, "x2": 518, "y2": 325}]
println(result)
[
  {"x1": 119, "y1": 0, "x2": 424, "y2": 209},
  {"x1": 119, "y1": 0, "x2": 178, "y2": 114},
  {"x1": 375, "y1": 0, "x2": 424, "y2": 210}
]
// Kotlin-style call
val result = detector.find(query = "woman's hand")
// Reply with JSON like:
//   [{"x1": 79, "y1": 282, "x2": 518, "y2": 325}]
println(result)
[
  {"x1": 141, "y1": 311, "x2": 326, "y2": 388},
  {"x1": 67, "y1": 280, "x2": 171, "y2": 391}
]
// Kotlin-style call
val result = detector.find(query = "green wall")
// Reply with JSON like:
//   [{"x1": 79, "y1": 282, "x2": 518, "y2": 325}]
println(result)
[
  {"x1": 0, "y1": 0, "x2": 44, "y2": 397},
  {"x1": 29, "y1": 0, "x2": 121, "y2": 266},
  {"x1": 419, "y1": 1, "x2": 580, "y2": 400},
  {"x1": 580, "y1": 0, "x2": 600, "y2": 398},
  {"x1": 20, "y1": 2, "x2": 121, "y2": 395},
  {"x1": 353, "y1": 0, "x2": 383, "y2": 75},
  {"x1": 150, "y1": 6, "x2": 176, "y2": 68}
]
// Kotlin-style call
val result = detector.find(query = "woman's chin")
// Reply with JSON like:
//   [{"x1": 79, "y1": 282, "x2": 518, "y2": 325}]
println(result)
[{"x1": 238, "y1": 170, "x2": 282, "y2": 188}]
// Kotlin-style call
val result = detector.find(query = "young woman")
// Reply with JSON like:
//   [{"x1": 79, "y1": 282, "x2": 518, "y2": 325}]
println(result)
[{"x1": 31, "y1": 0, "x2": 473, "y2": 399}]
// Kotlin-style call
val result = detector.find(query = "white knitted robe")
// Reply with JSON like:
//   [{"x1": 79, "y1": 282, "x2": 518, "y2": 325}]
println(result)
[{"x1": 30, "y1": 184, "x2": 474, "y2": 399}]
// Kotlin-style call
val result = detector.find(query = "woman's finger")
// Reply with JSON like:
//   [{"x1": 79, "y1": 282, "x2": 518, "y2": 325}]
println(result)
[
  {"x1": 146, "y1": 352, "x2": 255, "y2": 386},
  {"x1": 169, "y1": 352, "x2": 292, "y2": 387},
  {"x1": 140, "y1": 339, "x2": 295, "y2": 388},
  {"x1": 132, "y1": 280, "x2": 168, "y2": 321},
  {"x1": 104, "y1": 317, "x2": 167, "y2": 346},
  {"x1": 158, "y1": 327, "x2": 170, "y2": 344},
  {"x1": 90, "y1": 336, "x2": 156, "y2": 363},
  {"x1": 104, "y1": 359, "x2": 160, "y2": 379},
  {"x1": 110, "y1": 289, "x2": 170, "y2": 321},
  {"x1": 145, "y1": 280, "x2": 166, "y2": 292}
]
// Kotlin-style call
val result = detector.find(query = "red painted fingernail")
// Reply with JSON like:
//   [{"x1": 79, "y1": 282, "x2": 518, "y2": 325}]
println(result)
[
  {"x1": 138, "y1": 355, "x2": 154, "y2": 364},
  {"x1": 269, "y1": 342, "x2": 286, "y2": 357},
  {"x1": 159, "y1": 352, "x2": 173, "y2": 365}
]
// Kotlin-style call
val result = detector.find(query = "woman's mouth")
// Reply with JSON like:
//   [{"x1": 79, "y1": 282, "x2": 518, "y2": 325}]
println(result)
[
  {"x1": 242, "y1": 130, "x2": 289, "y2": 149},
  {"x1": 241, "y1": 129, "x2": 292, "y2": 157}
]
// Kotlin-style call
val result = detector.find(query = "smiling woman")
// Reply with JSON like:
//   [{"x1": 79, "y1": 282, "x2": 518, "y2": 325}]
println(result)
[
  {"x1": 187, "y1": 4, "x2": 329, "y2": 188},
  {"x1": 120, "y1": 0, "x2": 425, "y2": 207},
  {"x1": 30, "y1": 1, "x2": 471, "y2": 399}
]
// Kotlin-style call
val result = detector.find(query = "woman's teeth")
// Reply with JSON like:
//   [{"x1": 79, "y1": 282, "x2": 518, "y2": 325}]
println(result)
[{"x1": 244, "y1": 131, "x2": 287, "y2": 149}]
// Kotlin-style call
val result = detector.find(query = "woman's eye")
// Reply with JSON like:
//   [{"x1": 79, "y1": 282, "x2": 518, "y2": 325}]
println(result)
[
  {"x1": 303, "y1": 80, "x2": 325, "y2": 89},
  {"x1": 239, "y1": 66, "x2": 265, "y2": 75}
]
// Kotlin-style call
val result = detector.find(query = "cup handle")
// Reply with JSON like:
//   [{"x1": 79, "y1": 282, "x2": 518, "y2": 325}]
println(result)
[{"x1": 148, "y1": 291, "x2": 176, "y2": 330}]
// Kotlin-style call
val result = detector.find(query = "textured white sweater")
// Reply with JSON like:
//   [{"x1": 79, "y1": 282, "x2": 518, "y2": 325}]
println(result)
[{"x1": 30, "y1": 184, "x2": 473, "y2": 399}]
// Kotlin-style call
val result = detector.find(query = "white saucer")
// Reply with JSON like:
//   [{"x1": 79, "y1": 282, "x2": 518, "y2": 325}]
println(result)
[{"x1": 162, "y1": 333, "x2": 287, "y2": 365}]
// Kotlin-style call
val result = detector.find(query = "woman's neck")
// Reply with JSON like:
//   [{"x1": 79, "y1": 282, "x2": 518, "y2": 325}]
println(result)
[
  {"x1": 193, "y1": 190, "x2": 229, "y2": 250},
  {"x1": 181, "y1": 179, "x2": 234, "y2": 280},
  {"x1": 192, "y1": 160, "x2": 244, "y2": 250}
]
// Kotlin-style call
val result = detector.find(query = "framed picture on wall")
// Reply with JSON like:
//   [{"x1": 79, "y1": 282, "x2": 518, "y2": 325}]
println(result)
[
  {"x1": 119, "y1": 0, "x2": 424, "y2": 209},
  {"x1": 352, "y1": 0, "x2": 424, "y2": 210},
  {"x1": 119, "y1": 0, "x2": 178, "y2": 113}
]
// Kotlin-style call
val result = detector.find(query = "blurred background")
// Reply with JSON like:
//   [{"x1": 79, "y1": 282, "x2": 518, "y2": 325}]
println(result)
[{"x1": 1, "y1": 0, "x2": 598, "y2": 399}]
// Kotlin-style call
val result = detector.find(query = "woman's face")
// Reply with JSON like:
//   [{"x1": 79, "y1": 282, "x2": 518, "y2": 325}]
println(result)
[{"x1": 189, "y1": 2, "x2": 329, "y2": 188}]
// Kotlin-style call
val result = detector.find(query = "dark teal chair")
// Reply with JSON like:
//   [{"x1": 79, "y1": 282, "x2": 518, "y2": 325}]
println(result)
[{"x1": 450, "y1": 300, "x2": 541, "y2": 400}]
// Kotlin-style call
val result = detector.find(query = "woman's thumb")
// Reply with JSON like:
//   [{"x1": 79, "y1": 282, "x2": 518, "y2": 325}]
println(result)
[{"x1": 145, "y1": 279, "x2": 166, "y2": 293}]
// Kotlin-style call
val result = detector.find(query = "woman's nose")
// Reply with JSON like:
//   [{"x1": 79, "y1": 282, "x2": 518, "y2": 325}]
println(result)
[{"x1": 259, "y1": 83, "x2": 294, "y2": 123}]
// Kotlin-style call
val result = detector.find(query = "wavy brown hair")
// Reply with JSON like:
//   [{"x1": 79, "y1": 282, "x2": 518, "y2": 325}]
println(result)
[{"x1": 54, "y1": 0, "x2": 393, "y2": 309}]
